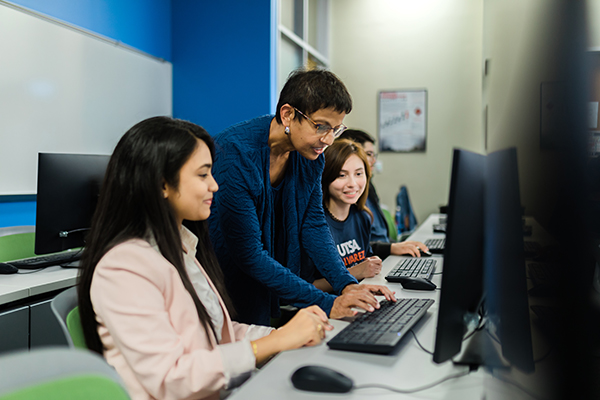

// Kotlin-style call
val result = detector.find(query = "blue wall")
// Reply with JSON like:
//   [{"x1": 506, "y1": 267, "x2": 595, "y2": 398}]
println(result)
[
  {"x1": 8, "y1": 0, "x2": 172, "y2": 60},
  {"x1": 0, "y1": 200, "x2": 36, "y2": 228},
  {"x1": 0, "y1": 0, "x2": 274, "y2": 228},
  {"x1": 171, "y1": 0, "x2": 272, "y2": 135}
]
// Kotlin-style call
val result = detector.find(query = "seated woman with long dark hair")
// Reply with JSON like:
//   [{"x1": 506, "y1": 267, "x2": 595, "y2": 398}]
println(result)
[{"x1": 77, "y1": 116, "x2": 330, "y2": 400}]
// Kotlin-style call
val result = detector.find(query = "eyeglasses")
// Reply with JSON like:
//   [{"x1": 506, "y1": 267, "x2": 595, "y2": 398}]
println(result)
[
  {"x1": 293, "y1": 107, "x2": 347, "y2": 138},
  {"x1": 365, "y1": 151, "x2": 378, "y2": 160}
]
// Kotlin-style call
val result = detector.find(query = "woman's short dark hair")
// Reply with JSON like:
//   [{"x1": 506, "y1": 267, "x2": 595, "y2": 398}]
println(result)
[
  {"x1": 275, "y1": 68, "x2": 353, "y2": 124},
  {"x1": 78, "y1": 116, "x2": 232, "y2": 354}
]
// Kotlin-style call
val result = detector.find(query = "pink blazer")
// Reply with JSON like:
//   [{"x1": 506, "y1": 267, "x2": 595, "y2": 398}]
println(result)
[{"x1": 90, "y1": 239, "x2": 251, "y2": 400}]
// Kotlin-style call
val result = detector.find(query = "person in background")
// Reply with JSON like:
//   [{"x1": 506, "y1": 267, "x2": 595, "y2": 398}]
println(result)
[
  {"x1": 77, "y1": 117, "x2": 332, "y2": 400},
  {"x1": 338, "y1": 129, "x2": 427, "y2": 258},
  {"x1": 208, "y1": 68, "x2": 395, "y2": 326}
]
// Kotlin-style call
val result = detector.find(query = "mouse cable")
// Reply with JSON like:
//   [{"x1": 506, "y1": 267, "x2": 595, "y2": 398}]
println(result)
[
  {"x1": 409, "y1": 329, "x2": 433, "y2": 355},
  {"x1": 462, "y1": 315, "x2": 486, "y2": 342},
  {"x1": 435, "y1": 287, "x2": 442, "y2": 290},
  {"x1": 353, "y1": 369, "x2": 471, "y2": 394},
  {"x1": 490, "y1": 369, "x2": 545, "y2": 400},
  {"x1": 17, "y1": 267, "x2": 48, "y2": 274}
]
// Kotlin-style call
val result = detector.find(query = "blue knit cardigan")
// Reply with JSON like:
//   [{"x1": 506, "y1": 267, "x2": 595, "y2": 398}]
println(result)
[{"x1": 208, "y1": 115, "x2": 357, "y2": 325}]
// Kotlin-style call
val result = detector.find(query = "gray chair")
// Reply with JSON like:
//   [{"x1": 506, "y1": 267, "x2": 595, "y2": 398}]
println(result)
[
  {"x1": 51, "y1": 287, "x2": 86, "y2": 349},
  {"x1": 0, "y1": 347, "x2": 130, "y2": 399}
]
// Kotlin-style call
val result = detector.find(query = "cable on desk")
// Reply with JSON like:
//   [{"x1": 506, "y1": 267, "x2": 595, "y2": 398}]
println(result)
[
  {"x1": 16, "y1": 267, "x2": 48, "y2": 274},
  {"x1": 353, "y1": 369, "x2": 471, "y2": 394},
  {"x1": 462, "y1": 313, "x2": 486, "y2": 342},
  {"x1": 409, "y1": 329, "x2": 433, "y2": 355}
]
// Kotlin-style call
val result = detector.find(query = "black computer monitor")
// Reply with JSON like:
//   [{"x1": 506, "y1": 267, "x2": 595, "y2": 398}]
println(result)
[
  {"x1": 432, "y1": 148, "x2": 486, "y2": 365},
  {"x1": 483, "y1": 147, "x2": 534, "y2": 373},
  {"x1": 433, "y1": 147, "x2": 534, "y2": 373},
  {"x1": 35, "y1": 153, "x2": 109, "y2": 255}
]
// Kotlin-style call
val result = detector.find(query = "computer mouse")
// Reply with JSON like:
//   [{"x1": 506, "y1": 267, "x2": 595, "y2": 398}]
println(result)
[
  {"x1": 0, "y1": 262, "x2": 18, "y2": 274},
  {"x1": 398, "y1": 277, "x2": 437, "y2": 291},
  {"x1": 417, "y1": 248, "x2": 432, "y2": 257},
  {"x1": 291, "y1": 365, "x2": 354, "y2": 393}
]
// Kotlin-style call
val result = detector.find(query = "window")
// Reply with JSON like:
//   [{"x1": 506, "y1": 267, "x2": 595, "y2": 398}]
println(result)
[{"x1": 277, "y1": 0, "x2": 330, "y2": 93}]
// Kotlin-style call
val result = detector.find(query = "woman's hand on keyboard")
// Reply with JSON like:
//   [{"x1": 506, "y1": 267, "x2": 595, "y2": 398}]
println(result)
[
  {"x1": 391, "y1": 241, "x2": 428, "y2": 257},
  {"x1": 330, "y1": 284, "x2": 396, "y2": 319}
]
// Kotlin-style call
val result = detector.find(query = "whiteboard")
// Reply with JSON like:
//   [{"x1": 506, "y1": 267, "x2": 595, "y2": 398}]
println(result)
[{"x1": 0, "y1": 4, "x2": 172, "y2": 195}]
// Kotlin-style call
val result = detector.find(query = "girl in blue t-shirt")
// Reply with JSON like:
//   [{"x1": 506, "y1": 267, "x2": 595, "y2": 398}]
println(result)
[{"x1": 313, "y1": 139, "x2": 426, "y2": 292}]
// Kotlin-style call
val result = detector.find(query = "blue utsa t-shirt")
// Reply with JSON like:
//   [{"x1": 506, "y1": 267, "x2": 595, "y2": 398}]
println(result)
[{"x1": 305, "y1": 205, "x2": 374, "y2": 282}]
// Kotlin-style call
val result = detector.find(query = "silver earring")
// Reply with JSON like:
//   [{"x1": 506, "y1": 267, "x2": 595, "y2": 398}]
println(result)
[{"x1": 285, "y1": 126, "x2": 290, "y2": 135}]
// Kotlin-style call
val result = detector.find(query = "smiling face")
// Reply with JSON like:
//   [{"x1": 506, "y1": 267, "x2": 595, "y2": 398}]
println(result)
[
  {"x1": 328, "y1": 154, "x2": 367, "y2": 208},
  {"x1": 288, "y1": 107, "x2": 346, "y2": 160},
  {"x1": 163, "y1": 139, "x2": 219, "y2": 226}
]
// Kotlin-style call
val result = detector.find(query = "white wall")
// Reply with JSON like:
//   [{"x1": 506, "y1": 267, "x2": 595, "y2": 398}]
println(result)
[
  {"x1": 330, "y1": 0, "x2": 483, "y2": 224},
  {"x1": 331, "y1": 0, "x2": 588, "y2": 228},
  {"x1": 588, "y1": 0, "x2": 600, "y2": 48},
  {"x1": 482, "y1": 0, "x2": 568, "y2": 226}
]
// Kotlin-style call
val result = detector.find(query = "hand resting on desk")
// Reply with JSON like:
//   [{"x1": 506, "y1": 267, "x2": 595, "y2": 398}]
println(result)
[
  {"x1": 252, "y1": 305, "x2": 332, "y2": 365},
  {"x1": 348, "y1": 256, "x2": 382, "y2": 280}
]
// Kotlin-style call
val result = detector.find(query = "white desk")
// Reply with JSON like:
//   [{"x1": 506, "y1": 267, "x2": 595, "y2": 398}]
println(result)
[
  {"x1": 228, "y1": 214, "x2": 487, "y2": 399},
  {"x1": 228, "y1": 214, "x2": 557, "y2": 399},
  {"x1": 0, "y1": 266, "x2": 77, "y2": 306}
]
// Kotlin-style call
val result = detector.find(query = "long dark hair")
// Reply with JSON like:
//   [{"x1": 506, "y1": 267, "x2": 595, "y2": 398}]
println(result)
[
  {"x1": 322, "y1": 139, "x2": 373, "y2": 220},
  {"x1": 77, "y1": 116, "x2": 233, "y2": 354}
]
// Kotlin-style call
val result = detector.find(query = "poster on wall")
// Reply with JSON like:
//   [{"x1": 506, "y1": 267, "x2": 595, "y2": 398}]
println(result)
[{"x1": 378, "y1": 89, "x2": 427, "y2": 152}]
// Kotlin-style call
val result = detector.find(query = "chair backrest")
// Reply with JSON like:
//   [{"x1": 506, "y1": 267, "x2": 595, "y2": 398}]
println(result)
[
  {"x1": 51, "y1": 287, "x2": 86, "y2": 349},
  {"x1": 0, "y1": 347, "x2": 130, "y2": 400},
  {"x1": 395, "y1": 185, "x2": 417, "y2": 233},
  {"x1": 0, "y1": 226, "x2": 36, "y2": 263},
  {"x1": 380, "y1": 207, "x2": 398, "y2": 242}
]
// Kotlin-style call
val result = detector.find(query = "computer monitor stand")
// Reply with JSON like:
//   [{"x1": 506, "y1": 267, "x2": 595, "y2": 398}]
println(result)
[{"x1": 452, "y1": 328, "x2": 510, "y2": 371}]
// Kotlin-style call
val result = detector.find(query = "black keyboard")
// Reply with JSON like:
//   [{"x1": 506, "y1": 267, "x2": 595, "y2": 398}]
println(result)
[
  {"x1": 327, "y1": 298, "x2": 435, "y2": 354},
  {"x1": 425, "y1": 238, "x2": 445, "y2": 254},
  {"x1": 385, "y1": 258, "x2": 436, "y2": 283},
  {"x1": 9, "y1": 251, "x2": 81, "y2": 269},
  {"x1": 433, "y1": 223, "x2": 446, "y2": 233}
]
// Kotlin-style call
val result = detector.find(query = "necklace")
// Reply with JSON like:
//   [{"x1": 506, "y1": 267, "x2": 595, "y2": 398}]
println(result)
[{"x1": 324, "y1": 206, "x2": 347, "y2": 222}]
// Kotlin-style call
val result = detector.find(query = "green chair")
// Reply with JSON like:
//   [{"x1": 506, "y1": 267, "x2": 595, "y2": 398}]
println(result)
[
  {"x1": 0, "y1": 226, "x2": 36, "y2": 263},
  {"x1": 380, "y1": 207, "x2": 398, "y2": 242},
  {"x1": 0, "y1": 348, "x2": 130, "y2": 400},
  {"x1": 51, "y1": 287, "x2": 87, "y2": 349}
]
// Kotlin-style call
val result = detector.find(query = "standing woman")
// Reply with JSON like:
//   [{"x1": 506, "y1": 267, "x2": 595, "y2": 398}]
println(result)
[
  {"x1": 209, "y1": 69, "x2": 395, "y2": 326},
  {"x1": 78, "y1": 117, "x2": 330, "y2": 400}
]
